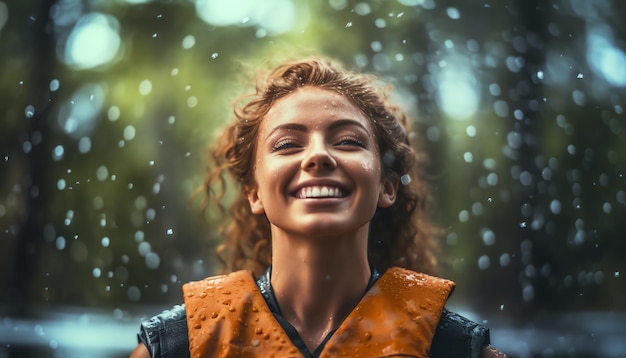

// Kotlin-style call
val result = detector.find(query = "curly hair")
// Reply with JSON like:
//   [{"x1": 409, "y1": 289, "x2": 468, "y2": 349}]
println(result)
[{"x1": 202, "y1": 57, "x2": 440, "y2": 276}]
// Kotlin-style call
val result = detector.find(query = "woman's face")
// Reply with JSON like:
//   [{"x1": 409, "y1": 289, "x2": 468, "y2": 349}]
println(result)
[{"x1": 247, "y1": 86, "x2": 396, "y2": 239}]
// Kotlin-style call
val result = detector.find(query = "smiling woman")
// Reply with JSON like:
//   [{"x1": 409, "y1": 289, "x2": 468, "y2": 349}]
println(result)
[{"x1": 129, "y1": 57, "x2": 506, "y2": 358}]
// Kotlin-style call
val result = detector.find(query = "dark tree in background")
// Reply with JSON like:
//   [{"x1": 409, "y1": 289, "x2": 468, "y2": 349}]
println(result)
[{"x1": 5, "y1": 0, "x2": 57, "y2": 316}]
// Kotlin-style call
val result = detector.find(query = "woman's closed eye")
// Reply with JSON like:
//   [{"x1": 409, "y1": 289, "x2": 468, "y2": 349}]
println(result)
[
  {"x1": 272, "y1": 139, "x2": 300, "y2": 152},
  {"x1": 335, "y1": 136, "x2": 366, "y2": 148}
]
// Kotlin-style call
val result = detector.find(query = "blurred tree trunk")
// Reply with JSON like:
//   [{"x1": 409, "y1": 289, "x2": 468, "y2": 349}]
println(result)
[
  {"x1": 512, "y1": 0, "x2": 558, "y2": 313},
  {"x1": 10, "y1": 0, "x2": 58, "y2": 316}
]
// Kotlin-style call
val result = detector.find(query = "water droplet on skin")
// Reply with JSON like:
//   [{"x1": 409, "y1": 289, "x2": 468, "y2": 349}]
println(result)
[
  {"x1": 211, "y1": 312, "x2": 218, "y2": 319},
  {"x1": 364, "y1": 331, "x2": 372, "y2": 340},
  {"x1": 194, "y1": 323, "x2": 201, "y2": 329},
  {"x1": 251, "y1": 339, "x2": 260, "y2": 347}
]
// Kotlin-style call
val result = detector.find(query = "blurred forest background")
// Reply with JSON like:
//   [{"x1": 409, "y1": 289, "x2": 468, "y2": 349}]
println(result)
[{"x1": 1, "y1": 0, "x2": 625, "y2": 357}]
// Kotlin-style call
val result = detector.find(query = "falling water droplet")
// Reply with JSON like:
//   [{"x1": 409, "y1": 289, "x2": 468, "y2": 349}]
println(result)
[{"x1": 25, "y1": 105, "x2": 35, "y2": 118}]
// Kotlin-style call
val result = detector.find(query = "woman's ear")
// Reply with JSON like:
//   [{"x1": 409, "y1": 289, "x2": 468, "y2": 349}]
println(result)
[
  {"x1": 378, "y1": 177, "x2": 398, "y2": 208},
  {"x1": 247, "y1": 186, "x2": 265, "y2": 214}
]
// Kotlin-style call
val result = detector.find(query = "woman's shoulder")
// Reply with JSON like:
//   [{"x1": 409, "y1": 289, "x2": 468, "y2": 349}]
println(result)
[
  {"x1": 429, "y1": 308, "x2": 491, "y2": 358},
  {"x1": 137, "y1": 271, "x2": 254, "y2": 358},
  {"x1": 137, "y1": 304, "x2": 188, "y2": 358}
]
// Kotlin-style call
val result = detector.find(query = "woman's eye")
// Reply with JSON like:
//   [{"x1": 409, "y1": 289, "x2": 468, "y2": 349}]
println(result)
[
  {"x1": 336, "y1": 137, "x2": 365, "y2": 147},
  {"x1": 272, "y1": 140, "x2": 299, "y2": 152}
]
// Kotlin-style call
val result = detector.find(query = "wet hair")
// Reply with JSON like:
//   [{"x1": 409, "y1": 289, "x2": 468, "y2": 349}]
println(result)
[{"x1": 202, "y1": 57, "x2": 439, "y2": 276}]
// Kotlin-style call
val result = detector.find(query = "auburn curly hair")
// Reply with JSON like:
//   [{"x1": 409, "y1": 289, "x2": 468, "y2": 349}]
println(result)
[{"x1": 202, "y1": 57, "x2": 440, "y2": 276}]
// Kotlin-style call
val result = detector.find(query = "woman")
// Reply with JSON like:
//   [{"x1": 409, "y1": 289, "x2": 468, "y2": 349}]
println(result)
[{"x1": 130, "y1": 57, "x2": 506, "y2": 357}]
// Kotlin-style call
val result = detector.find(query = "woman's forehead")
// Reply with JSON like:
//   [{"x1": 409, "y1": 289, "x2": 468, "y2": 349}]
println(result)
[{"x1": 263, "y1": 87, "x2": 369, "y2": 127}]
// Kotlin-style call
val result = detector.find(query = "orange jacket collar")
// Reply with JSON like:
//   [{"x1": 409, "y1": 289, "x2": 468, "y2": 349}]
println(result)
[{"x1": 183, "y1": 267, "x2": 454, "y2": 357}]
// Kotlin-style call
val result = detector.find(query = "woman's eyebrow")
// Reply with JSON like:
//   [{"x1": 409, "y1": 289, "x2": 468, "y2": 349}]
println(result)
[
  {"x1": 327, "y1": 118, "x2": 369, "y2": 132},
  {"x1": 266, "y1": 118, "x2": 369, "y2": 139},
  {"x1": 266, "y1": 123, "x2": 308, "y2": 138}
]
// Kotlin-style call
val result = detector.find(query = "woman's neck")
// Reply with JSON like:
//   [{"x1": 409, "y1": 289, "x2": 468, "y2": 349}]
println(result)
[{"x1": 270, "y1": 229, "x2": 371, "y2": 352}]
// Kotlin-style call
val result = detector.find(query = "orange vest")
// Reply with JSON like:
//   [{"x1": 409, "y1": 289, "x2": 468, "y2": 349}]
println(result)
[{"x1": 183, "y1": 267, "x2": 455, "y2": 358}]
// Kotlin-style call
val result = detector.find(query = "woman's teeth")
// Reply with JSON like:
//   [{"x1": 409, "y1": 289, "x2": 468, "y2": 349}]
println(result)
[{"x1": 297, "y1": 186, "x2": 344, "y2": 199}]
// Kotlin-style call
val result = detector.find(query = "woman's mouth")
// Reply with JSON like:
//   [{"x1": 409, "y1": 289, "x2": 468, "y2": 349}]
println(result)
[{"x1": 296, "y1": 186, "x2": 345, "y2": 199}]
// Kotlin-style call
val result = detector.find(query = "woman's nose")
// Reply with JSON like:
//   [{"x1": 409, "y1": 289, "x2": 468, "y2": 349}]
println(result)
[{"x1": 301, "y1": 138, "x2": 337, "y2": 170}]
